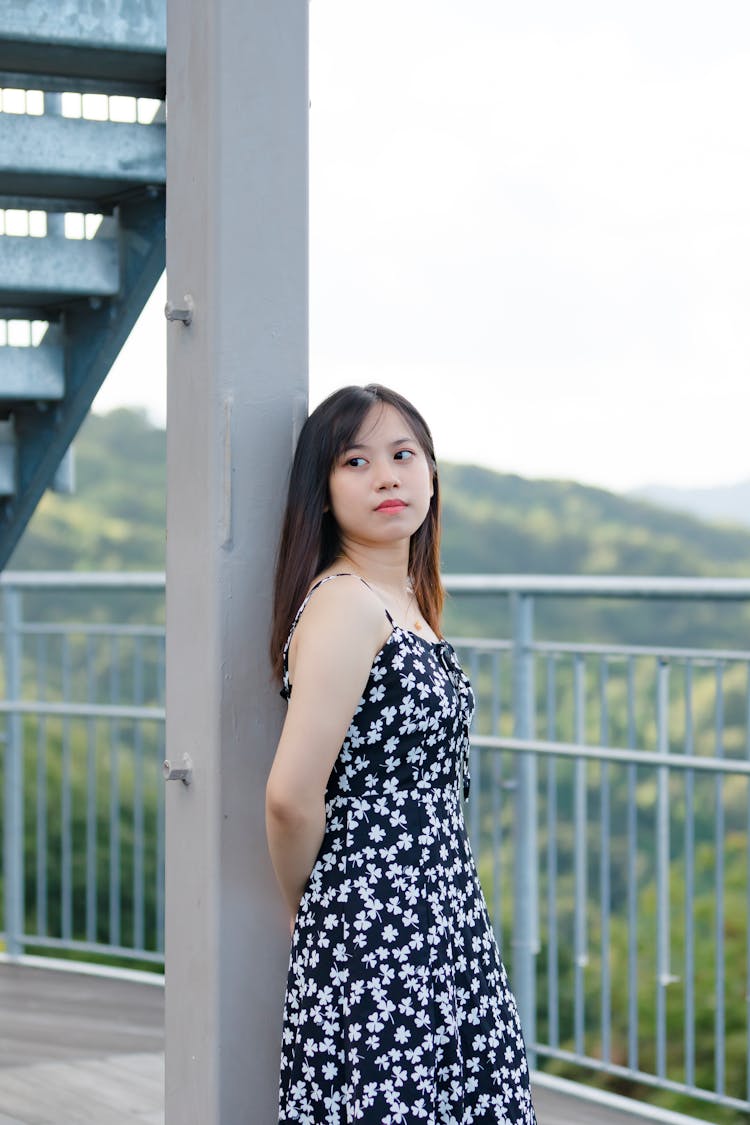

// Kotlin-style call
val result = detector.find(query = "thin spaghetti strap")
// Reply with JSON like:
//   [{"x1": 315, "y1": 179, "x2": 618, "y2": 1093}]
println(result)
[
  {"x1": 282, "y1": 574, "x2": 348, "y2": 664},
  {"x1": 356, "y1": 575, "x2": 396, "y2": 627},
  {"x1": 281, "y1": 572, "x2": 392, "y2": 699}
]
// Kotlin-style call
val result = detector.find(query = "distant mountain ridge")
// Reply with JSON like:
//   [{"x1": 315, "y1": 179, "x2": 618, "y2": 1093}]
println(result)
[
  {"x1": 628, "y1": 480, "x2": 750, "y2": 529},
  {"x1": 439, "y1": 463, "x2": 750, "y2": 578},
  {"x1": 10, "y1": 408, "x2": 750, "y2": 578},
  {"x1": 9, "y1": 407, "x2": 750, "y2": 648}
]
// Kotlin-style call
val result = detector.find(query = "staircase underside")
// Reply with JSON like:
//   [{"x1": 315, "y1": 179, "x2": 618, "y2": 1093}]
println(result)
[{"x1": 0, "y1": 0, "x2": 166, "y2": 568}]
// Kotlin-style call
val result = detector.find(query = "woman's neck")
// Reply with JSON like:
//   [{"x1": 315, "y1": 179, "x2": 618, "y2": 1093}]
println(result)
[
  {"x1": 335, "y1": 542, "x2": 436, "y2": 640},
  {"x1": 336, "y1": 544, "x2": 410, "y2": 597}
]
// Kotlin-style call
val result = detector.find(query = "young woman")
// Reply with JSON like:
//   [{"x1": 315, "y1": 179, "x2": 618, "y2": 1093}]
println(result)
[{"x1": 267, "y1": 384, "x2": 536, "y2": 1124}]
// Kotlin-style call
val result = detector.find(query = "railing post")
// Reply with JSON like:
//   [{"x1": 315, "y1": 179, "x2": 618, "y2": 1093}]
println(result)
[
  {"x1": 511, "y1": 591, "x2": 538, "y2": 1064},
  {"x1": 2, "y1": 585, "x2": 24, "y2": 957}
]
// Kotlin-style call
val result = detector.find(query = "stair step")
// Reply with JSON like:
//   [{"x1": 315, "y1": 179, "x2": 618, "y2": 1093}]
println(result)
[
  {"x1": 0, "y1": 234, "x2": 119, "y2": 306},
  {"x1": 0, "y1": 419, "x2": 15, "y2": 496},
  {"x1": 0, "y1": 114, "x2": 165, "y2": 204},
  {"x1": 0, "y1": 344, "x2": 64, "y2": 400},
  {"x1": 0, "y1": 0, "x2": 165, "y2": 97}
]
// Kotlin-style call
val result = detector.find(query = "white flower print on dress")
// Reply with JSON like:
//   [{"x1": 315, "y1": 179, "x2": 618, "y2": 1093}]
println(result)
[{"x1": 279, "y1": 575, "x2": 536, "y2": 1124}]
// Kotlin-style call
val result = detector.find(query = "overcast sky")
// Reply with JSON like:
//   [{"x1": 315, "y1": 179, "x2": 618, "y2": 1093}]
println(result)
[{"x1": 94, "y1": 1, "x2": 750, "y2": 493}]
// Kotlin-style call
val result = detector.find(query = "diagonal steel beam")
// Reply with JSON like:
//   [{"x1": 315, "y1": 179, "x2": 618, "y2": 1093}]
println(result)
[{"x1": 0, "y1": 192, "x2": 165, "y2": 567}]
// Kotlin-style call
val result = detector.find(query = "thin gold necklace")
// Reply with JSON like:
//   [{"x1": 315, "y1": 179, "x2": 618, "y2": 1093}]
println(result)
[
  {"x1": 339, "y1": 561, "x2": 422, "y2": 630},
  {"x1": 404, "y1": 582, "x2": 421, "y2": 629}
]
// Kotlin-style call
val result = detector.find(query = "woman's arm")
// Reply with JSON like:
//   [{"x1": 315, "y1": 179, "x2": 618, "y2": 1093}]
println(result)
[{"x1": 265, "y1": 578, "x2": 389, "y2": 926}]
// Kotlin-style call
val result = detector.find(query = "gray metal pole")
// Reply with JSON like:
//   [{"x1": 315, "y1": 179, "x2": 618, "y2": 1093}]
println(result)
[
  {"x1": 164, "y1": 2, "x2": 308, "y2": 1121},
  {"x1": 2, "y1": 586, "x2": 24, "y2": 958},
  {"x1": 511, "y1": 592, "x2": 538, "y2": 1065}
]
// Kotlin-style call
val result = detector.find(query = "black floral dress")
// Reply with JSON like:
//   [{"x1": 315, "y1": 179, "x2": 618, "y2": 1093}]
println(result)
[{"x1": 278, "y1": 575, "x2": 536, "y2": 1124}]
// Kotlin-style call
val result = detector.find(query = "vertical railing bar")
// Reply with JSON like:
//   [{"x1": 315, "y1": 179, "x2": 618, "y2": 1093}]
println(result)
[
  {"x1": 655, "y1": 657, "x2": 671, "y2": 1080},
  {"x1": 2, "y1": 587, "x2": 24, "y2": 956},
  {"x1": 714, "y1": 660, "x2": 725, "y2": 1096},
  {"x1": 599, "y1": 656, "x2": 611, "y2": 1063},
  {"x1": 490, "y1": 650, "x2": 503, "y2": 947},
  {"x1": 61, "y1": 634, "x2": 73, "y2": 943},
  {"x1": 546, "y1": 654, "x2": 559, "y2": 1048},
  {"x1": 626, "y1": 656, "x2": 638, "y2": 1071},
  {"x1": 511, "y1": 592, "x2": 537, "y2": 1065},
  {"x1": 468, "y1": 648, "x2": 481, "y2": 857},
  {"x1": 573, "y1": 652, "x2": 587, "y2": 1057},
  {"x1": 85, "y1": 635, "x2": 97, "y2": 944},
  {"x1": 36, "y1": 631, "x2": 48, "y2": 938},
  {"x1": 684, "y1": 661, "x2": 696, "y2": 1090},
  {"x1": 545, "y1": 656, "x2": 555, "y2": 744},
  {"x1": 109, "y1": 635, "x2": 121, "y2": 947},
  {"x1": 133, "y1": 635, "x2": 145, "y2": 951}
]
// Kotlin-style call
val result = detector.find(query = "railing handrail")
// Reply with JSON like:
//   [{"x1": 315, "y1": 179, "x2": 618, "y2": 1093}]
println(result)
[
  {"x1": 2, "y1": 571, "x2": 750, "y2": 598},
  {"x1": 471, "y1": 734, "x2": 750, "y2": 774},
  {"x1": 443, "y1": 574, "x2": 750, "y2": 599},
  {"x1": 0, "y1": 571, "x2": 166, "y2": 589}
]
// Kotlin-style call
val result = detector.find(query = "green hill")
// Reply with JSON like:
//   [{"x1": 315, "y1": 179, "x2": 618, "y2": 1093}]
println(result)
[
  {"x1": 440, "y1": 463, "x2": 750, "y2": 575},
  {"x1": 438, "y1": 463, "x2": 750, "y2": 648},
  {"x1": 10, "y1": 408, "x2": 166, "y2": 573},
  {"x1": 9, "y1": 408, "x2": 750, "y2": 647},
  {"x1": 12, "y1": 407, "x2": 750, "y2": 580}
]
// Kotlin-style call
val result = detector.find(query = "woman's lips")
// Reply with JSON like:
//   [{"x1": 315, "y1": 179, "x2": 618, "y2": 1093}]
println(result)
[{"x1": 375, "y1": 499, "x2": 407, "y2": 511}]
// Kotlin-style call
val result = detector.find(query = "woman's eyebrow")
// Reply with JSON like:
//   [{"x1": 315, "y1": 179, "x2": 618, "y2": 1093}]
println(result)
[{"x1": 344, "y1": 437, "x2": 414, "y2": 451}]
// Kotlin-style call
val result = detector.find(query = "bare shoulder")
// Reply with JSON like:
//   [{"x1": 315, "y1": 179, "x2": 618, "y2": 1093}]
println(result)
[
  {"x1": 288, "y1": 574, "x2": 390, "y2": 674},
  {"x1": 295, "y1": 573, "x2": 386, "y2": 644}
]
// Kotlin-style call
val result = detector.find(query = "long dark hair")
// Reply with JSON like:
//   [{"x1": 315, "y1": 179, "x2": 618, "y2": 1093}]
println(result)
[{"x1": 270, "y1": 384, "x2": 443, "y2": 681}]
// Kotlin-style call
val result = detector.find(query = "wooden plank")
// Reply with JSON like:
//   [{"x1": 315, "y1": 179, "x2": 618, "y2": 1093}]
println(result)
[
  {"x1": 0, "y1": 1056, "x2": 164, "y2": 1125},
  {"x1": 534, "y1": 1085, "x2": 657, "y2": 1125},
  {"x1": 38, "y1": 1058, "x2": 160, "y2": 1114},
  {"x1": 0, "y1": 963, "x2": 712, "y2": 1124},
  {"x1": 0, "y1": 962, "x2": 163, "y2": 1069}
]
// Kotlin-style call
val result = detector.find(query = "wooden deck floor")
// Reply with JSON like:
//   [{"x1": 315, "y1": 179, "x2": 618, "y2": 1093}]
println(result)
[
  {"x1": 0, "y1": 960, "x2": 708, "y2": 1125},
  {"x1": 0, "y1": 960, "x2": 163, "y2": 1125}
]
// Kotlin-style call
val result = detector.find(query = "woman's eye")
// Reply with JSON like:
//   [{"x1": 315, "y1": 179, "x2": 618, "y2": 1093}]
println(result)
[
  {"x1": 346, "y1": 456, "x2": 367, "y2": 468},
  {"x1": 394, "y1": 449, "x2": 414, "y2": 461}
]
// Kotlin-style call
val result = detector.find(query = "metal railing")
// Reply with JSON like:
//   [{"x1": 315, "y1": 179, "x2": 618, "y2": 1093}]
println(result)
[
  {"x1": 1, "y1": 571, "x2": 749, "y2": 1119},
  {"x1": 0, "y1": 572, "x2": 165, "y2": 964},
  {"x1": 449, "y1": 575, "x2": 750, "y2": 1119}
]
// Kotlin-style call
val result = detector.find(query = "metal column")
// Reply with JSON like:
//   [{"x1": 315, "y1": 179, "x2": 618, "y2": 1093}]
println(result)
[{"x1": 165, "y1": 2, "x2": 308, "y2": 1121}]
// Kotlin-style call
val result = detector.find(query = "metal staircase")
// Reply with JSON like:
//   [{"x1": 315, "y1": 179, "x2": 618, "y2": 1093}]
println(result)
[{"x1": 0, "y1": 0, "x2": 166, "y2": 568}]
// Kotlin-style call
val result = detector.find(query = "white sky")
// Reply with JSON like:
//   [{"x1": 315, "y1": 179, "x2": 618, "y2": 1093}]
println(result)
[{"x1": 94, "y1": 1, "x2": 750, "y2": 493}]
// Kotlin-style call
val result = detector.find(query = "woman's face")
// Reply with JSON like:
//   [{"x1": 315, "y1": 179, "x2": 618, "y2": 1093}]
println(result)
[{"x1": 328, "y1": 403, "x2": 434, "y2": 551}]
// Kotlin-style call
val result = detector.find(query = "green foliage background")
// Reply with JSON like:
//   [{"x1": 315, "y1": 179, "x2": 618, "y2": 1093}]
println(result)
[{"x1": 4, "y1": 408, "x2": 750, "y2": 1121}]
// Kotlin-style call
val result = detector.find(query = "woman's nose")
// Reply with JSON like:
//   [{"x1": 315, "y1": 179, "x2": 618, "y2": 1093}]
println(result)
[{"x1": 375, "y1": 459, "x2": 400, "y2": 489}]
